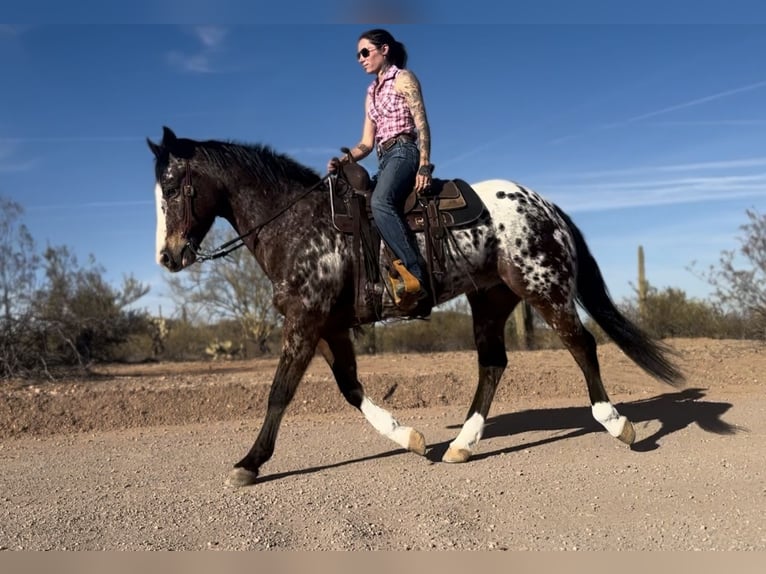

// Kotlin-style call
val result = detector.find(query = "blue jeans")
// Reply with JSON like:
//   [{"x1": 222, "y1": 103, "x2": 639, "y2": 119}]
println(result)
[{"x1": 370, "y1": 140, "x2": 425, "y2": 284}]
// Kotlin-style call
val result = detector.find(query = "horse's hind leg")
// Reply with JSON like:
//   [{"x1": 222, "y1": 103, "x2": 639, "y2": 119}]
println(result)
[
  {"x1": 536, "y1": 301, "x2": 635, "y2": 445},
  {"x1": 443, "y1": 284, "x2": 517, "y2": 463},
  {"x1": 317, "y1": 329, "x2": 427, "y2": 456}
]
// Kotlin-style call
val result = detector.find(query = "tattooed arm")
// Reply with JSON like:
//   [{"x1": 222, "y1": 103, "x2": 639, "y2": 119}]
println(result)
[
  {"x1": 353, "y1": 95, "x2": 376, "y2": 160},
  {"x1": 396, "y1": 69, "x2": 432, "y2": 191},
  {"x1": 396, "y1": 69, "x2": 431, "y2": 166}
]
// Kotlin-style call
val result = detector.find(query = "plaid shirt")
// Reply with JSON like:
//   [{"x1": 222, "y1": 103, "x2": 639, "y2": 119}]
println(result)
[{"x1": 367, "y1": 65, "x2": 417, "y2": 145}]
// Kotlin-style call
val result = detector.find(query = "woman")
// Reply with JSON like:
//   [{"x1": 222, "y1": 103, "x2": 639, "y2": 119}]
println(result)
[{"x1": 328, "y1": 28, "x2": 434, "y2": 312}]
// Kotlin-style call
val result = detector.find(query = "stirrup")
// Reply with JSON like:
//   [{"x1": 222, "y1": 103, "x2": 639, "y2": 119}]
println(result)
[{"x1": 389, "y1": 260, "x2": 426, "y2": 310}]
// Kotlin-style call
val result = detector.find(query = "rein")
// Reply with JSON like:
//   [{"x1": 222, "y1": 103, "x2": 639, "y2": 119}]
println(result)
[{"x1": 182, "y1": 159, "x2": 331, "y2": 262}]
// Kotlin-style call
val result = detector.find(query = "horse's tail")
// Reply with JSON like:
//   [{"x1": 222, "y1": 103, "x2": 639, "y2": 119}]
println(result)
[{"x1": 555, "y1": 206, "x2": 685, "y2": 386}]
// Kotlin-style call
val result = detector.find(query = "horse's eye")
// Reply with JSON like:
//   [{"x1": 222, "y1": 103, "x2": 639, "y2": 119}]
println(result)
[{"x1": 163, "y1": 186, "x2": 181, "y2": 200}]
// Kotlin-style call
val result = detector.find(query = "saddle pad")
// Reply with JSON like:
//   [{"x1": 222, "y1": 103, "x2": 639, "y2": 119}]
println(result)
[
  {"x1": 405, "y1": 178, "x2": 486, "y2": 231},
  {"x1": 404, "y1": 179, "x2": 464, "y2": 214},
  {"x1": 331, "y1": 178, "x2": 486, "y2": 233}
]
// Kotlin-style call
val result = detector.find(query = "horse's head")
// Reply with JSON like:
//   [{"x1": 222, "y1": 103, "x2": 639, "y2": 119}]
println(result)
[{"x1": 147, "y1": 126, "x2": 219, "y2": 272}]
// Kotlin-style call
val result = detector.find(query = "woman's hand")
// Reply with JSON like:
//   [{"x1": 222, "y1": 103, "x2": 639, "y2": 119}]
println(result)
[{"x1": 415, "y1": 164, "x2": 433, "y2": 193}]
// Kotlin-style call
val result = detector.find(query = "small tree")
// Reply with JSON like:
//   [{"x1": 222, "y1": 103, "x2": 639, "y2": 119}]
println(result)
[
  {"x1": 0, "y1": 198, "x2": 41, "y2": 377},
  {"x1": 690, "y1": 208, "x2": 766, "y2": 338},
  {"x1": 34, "y1": 246, "x2": 150, "y2": 367},
  {"x1": 165, "y1": 226, "x2": 281, "y2": 356},
  {"x1": 0, "y1": 195, "x2": 151, "y2": 377},
  {"x1": 0, "y1": 198, "x2": 39, "y2": 321}
]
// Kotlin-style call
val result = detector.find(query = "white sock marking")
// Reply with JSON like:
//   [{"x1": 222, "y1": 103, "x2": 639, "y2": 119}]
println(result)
[
  {"x1": 450, "y1": 412, "x2": 485, "y2": 452},
  {"x1": 360, "y1": 397, "x2": 412, "y2": 450},
  {"x1": 592, "y1": 401, "x2": 628, "y2": 437}
]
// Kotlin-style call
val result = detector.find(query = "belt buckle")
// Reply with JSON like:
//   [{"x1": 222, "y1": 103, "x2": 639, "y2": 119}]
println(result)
[{"x1": 377, "y1": 136, "x2": 400, "y2": 157}]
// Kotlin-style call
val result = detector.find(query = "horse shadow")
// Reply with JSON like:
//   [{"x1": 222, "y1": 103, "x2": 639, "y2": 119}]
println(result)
[
  {"x1": 429, "y1": 387, "x2": 743, "y2": 462},
  {"x1": 254, "y1": 388, "x2": 741, "y2": 484}
]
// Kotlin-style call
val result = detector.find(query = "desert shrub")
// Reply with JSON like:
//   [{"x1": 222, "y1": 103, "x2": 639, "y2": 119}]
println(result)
[
  {"x1": 363, "y1": 310, "x2": 474, "y2": 354},
  {"x1": 690, "y1": 208, "x2": 766, "y2": 339},
  {"x1": 618, "y1": 285, "x2": 757, "y2": 340}
]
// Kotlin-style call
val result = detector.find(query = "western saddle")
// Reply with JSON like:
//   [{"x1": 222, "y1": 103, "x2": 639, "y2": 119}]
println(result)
[{"x1": 329, "y1": 160, "x2": 486, "y2": 323}]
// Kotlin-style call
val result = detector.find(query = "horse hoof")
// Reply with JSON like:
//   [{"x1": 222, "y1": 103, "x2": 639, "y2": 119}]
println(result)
[
  {"x1": 618, "y1": 419, "x2": 636, "y2": 445},
  {"x1": 442, "y1": 447, "x2": 471, "y2": 463},
  {"x1": 407, "y1": 429, "x2": 427, "y2": 456},
  {"x1": 226, "y1": 467, "x2": 259, "y2": 487}
]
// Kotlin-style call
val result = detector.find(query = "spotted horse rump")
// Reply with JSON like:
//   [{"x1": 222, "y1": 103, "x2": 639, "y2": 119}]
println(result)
[{"x1": 148, "y1": 126, "x2": 685, "y2": 487}]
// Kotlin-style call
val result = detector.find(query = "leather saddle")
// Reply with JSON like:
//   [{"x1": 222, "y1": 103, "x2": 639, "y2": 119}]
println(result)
[
  {"x1": 331, "y1": 163, "x2": 486, "y2": 234},
  {"x1": 329, "y1": 162, "x2": 487, "y2": 324}
]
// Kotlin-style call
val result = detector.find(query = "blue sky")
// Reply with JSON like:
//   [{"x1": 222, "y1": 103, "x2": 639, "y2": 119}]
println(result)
[{"x1": 2, "y1": 16, "x2": 765, "y2": 316}]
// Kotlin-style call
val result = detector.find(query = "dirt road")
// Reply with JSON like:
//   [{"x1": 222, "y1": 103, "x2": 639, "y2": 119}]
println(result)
[{"x1": 0, "y1": 338, "x2": 764, "y2": 550}]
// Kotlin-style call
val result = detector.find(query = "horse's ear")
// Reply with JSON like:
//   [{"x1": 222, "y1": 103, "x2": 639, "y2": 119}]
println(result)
[
  {"x1": 158, "y1": 126, "x2": 194, "y2": 159},
  {"x1": 147, "y1": 138, "x2": 161, "y2": 158},
  {"x1": 161, "y1": 126, "x2": 177, "y2": 146}
]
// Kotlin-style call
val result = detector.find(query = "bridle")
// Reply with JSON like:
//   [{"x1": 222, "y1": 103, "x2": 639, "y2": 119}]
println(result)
[
  {"x1": 180, "y1": 160, "x2": 196, "y2": 244},
  {"x1": 176, "y1": 159, "x2": 330, "y2": 262}
]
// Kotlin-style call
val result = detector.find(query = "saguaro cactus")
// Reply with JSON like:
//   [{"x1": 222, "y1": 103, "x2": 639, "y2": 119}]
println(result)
[{"x1": 638, "y1": 245, "x2": 648, "y2": 320}]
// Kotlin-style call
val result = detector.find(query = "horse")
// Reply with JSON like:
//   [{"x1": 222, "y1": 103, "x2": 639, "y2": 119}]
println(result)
[{"x1": 147, "y1": 126, "x2": 684, "y2": 487}]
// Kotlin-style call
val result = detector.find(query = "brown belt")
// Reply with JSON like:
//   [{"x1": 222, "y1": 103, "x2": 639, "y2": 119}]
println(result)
[{"x1": 377, "y1": 133, "x2": 416, "y2": 156}]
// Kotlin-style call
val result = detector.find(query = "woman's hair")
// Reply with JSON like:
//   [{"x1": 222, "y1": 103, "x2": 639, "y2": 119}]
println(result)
[{"x1": 359, "y1": 28, "x2": 408, "y2": 69}]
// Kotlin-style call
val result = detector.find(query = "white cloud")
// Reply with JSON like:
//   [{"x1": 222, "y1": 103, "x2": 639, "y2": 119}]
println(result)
[
  {"x1": 195, "y1": 26, "x2": 227, "y2": 48},
  {"x1": 649, "y1": 120, "x2": 766, "y2": 127},
  {"x1": 166, "y1": 26, "x2": 229, "y2": 74},
  {"x1": 0, "y1": 142, "x2": 36, "y2": 172},
  {"x1": 552, "y1": 186, "x2": 764, "y2": 213},
  {"x1": 611, "y1": 79, "x2": 766, "y2": 127},
  {"x1": 549, "y1": 79, "x2": 766, "y2": 145},
  {"x1": 542, "y1": 161, "x2": 766, "y2": 213},
  {"x1": 26, "y1": 200, "x2": 154, "y2": 212},
  {"x1": 563, "y1": 157, "x2": 766, "y2": 180},
  {"x1": 166, "y1": 51, "x2": 214, "y2": 74},
  {"x1": 652, "y1": 157, "x2": 766, "y2": 173},
  {"x1": 0, "y1": 160, "x2": 36, "y2": 173},
  {"x1": 0, "y1": 136, "x2": 143, "y2": 144},
  {"x1": 0, "y1": 25, "x2": 22, "y2": 38}
]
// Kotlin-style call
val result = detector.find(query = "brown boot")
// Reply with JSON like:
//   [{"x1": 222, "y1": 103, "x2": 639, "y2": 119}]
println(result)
[
  {"x1": 394, "y1": 281, "x2": 428, "y2": 312},
  {"x1": 389, "y1": 259, "x2": 427, "y2": 312}
]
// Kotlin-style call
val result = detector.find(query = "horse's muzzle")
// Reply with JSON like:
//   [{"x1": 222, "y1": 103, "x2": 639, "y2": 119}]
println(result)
[{"x1": 159, "y1": 242, "x2": 197, "y2": 272}]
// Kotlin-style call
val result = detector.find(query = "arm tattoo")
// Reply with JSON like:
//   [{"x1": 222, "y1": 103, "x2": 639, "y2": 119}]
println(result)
[
  {"x1": 344, "y1": 143, "x2": 372, "y2": 163},
  {"x1": 398, "y1": 70, "x2": 431, "y2": 165}
]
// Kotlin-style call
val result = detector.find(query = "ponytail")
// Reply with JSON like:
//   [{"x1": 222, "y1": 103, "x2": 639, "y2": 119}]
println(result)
[{"x1": 359, "y1": 28, "x2": 409, "y2": 69}]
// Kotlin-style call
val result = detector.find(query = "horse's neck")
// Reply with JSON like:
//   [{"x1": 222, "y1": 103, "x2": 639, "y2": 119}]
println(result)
[
  {"x1": 225, "y1": 181, "x2": 329, "y2": 275},
  {"x1": 228, "y1": 179, "x2": 317, "y2": 225},
  {"x1": 227, "y1": 182, "x2": 273, "y2": 222}
]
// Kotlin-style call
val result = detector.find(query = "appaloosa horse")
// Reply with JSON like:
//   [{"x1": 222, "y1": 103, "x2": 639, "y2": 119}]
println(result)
[{"x1": 148, "y1": 126, "x2": 684, "y2": 487}]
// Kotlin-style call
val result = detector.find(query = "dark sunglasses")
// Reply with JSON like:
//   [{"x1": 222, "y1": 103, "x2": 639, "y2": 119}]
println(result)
[{"x1": 356, "y1": 46, "x2": 378, "y2": 59}]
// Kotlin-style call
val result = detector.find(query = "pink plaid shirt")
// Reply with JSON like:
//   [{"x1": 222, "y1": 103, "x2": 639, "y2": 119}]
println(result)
[{"x1": 367, "y1": 65, "x2": 417, "y2": 145}]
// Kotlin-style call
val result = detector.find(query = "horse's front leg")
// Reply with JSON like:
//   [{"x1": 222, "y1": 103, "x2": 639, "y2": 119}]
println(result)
[
  {"x1": 317, "y1": 330, "x2": 426, "y2": 456},
  {"x1": 227, "y1": 312, "x2": 322, "y2": 487}
]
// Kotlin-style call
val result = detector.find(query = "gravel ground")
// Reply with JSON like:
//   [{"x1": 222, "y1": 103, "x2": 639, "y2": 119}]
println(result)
[{"x1": 0, "y1": 338, "x2": 764, "y2": 550}]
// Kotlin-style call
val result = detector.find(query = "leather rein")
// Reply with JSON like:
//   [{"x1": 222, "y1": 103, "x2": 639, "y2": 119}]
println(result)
[{"x1": 179, "y1": 159, "x2": 330, "y2": 262}]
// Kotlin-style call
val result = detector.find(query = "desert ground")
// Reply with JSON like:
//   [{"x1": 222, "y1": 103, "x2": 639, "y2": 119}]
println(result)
[{"x1": 0, "y1": 338, "x2": 764, "y2": 550}]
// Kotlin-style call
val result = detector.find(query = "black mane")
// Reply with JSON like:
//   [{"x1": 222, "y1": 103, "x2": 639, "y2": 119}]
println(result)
[{"x1": 160, "y1": 136, "x2": 322, "y2": 192}]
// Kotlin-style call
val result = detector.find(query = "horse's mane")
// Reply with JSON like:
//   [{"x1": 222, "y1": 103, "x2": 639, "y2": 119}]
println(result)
[{"x1": 193, "y1": 138, "x2": 322, "y2": 191}]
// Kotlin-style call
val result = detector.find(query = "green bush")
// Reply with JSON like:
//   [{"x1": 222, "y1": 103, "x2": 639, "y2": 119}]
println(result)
[{"x1": 620, "y1": 285, "x2": 759, "y2": 340}]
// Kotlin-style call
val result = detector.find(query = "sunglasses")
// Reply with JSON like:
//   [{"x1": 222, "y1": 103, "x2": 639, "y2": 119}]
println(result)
[{"x1": 356, "y1": 46, "x2": 378, "y2": 60}]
